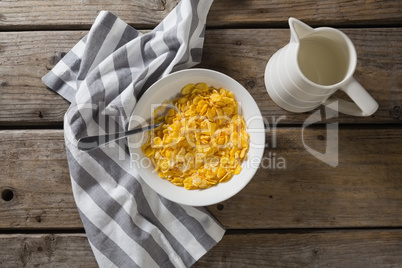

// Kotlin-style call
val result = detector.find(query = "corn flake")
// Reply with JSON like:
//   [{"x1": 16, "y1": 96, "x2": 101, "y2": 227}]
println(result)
[{"x1": 141, "y1": 83, "x2": 250, "y2": 190}]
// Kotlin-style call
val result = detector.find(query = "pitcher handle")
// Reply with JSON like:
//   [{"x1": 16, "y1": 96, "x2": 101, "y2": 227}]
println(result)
[{"x1": 324, "y1": 78, "x2": 379, "y2": 116}]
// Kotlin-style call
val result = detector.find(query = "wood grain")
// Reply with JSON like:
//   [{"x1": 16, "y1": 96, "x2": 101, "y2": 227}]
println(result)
[
  {"x1": 195, "y1": 230, "x2": 402, "y2": 267},
  {"x1": 1, "y1": 1, "x2": 401, "y2": 267},
  {"x1": 0, "y1": 29, "x2": 401, "y2": 125},
  {"x1": 0, "y1": 0, "x2": 401, "y2": 30},
  {"x1": 0, "y1": 0, "x2": 176, "y2": 30},
  {"x1": 0, "y1": 31, "x2": 85, "y2": 126},
  {"x1": 0, "y1": 130, "x2": 81, "y2": 229},
  {"x1": 208, "y1": 0, "x2": 402, "y2": 28},
  {"x1": 1, "y1": 230, "x2": 401, "y2": 267},
  {"x1": 1, "y1": 128, "x2": 401, "y2": 229},
  {"x1": 0, "y1": 233, "x2": 96, "y2": 267},
  {"x1": 210, "y1": 126, "x2": 402, "y2": 229}
]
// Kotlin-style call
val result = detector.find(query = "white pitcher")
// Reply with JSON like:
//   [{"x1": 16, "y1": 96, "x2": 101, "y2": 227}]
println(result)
[{"x1": 264, "y1": 17, "x2": 379, "y2": 116}]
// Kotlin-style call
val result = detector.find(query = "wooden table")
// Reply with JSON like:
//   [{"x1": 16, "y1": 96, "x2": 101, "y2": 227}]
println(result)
[{"x1": 1, "y1": 1, "x2": 401, "y2": 267}]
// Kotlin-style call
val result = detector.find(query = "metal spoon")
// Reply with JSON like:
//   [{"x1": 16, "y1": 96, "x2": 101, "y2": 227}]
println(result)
[{"x1": 77, "y1": 122, "x2": 162, "y2": 151}]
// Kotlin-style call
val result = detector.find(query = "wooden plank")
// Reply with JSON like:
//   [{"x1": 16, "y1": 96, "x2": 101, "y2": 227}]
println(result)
[
  {"x1": 0, "y1": 130, "x2": 82, "y2": 229},
  {"x1": 0, "y1": 0, "x2": 175, "y2": 30},
  {"x1": 1, "y1": 230, "x2": 402, "y2": 267},
  {"x1": 0, "y1": 31, "x2": 85, "y2": 126},
  {"x1": 210, "y1": 126, "x2": 402, "y2": 229},
  {"x1": 0, "y1": 233, "x2": 96, "y2": 267},
  {"x1": 0, "y1": 28, "x2": 401, "y2": 125},
  {"x1": 196, "y1": 230, "x2": 402, "y2": 267},
  {"x1": 1, "y1": 127, "x2": 401, "y2": 229},
  {"x1": 208, "y1": 0, "x2": 402, "y2": 28},
  {"x1": 0, "y1": 0, "x2": 401, "y2": 30}
]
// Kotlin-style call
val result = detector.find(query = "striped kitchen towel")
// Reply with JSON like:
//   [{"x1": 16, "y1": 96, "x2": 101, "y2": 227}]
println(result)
[{"x1": 42, "y1": 0, "x2": 225, "y2": 267}]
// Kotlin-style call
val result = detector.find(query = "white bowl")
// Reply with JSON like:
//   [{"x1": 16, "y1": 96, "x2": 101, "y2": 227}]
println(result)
[{"x1": 128, "y1": 69, "x2": 265, "y2": 206}]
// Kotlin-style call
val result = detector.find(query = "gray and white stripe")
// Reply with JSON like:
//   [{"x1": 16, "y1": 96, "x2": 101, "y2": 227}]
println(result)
[{"x1": 43, "y1": 1, "x2": 224, "y2": 267}]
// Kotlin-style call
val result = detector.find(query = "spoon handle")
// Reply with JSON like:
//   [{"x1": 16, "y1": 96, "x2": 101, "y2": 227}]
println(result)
[{"x1": 77, "y1": 122, "x2": 162, "y2": 151}]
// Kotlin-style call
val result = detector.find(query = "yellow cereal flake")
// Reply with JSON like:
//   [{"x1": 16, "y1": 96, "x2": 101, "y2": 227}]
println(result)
[{"x1": 141, "y1": 83, "x2": 249, "y2": 190}]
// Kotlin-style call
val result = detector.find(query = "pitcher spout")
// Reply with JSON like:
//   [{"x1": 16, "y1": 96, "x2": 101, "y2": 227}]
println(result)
[{"x1": 289, "y1": 17, "x2": 314, "y2": 43}]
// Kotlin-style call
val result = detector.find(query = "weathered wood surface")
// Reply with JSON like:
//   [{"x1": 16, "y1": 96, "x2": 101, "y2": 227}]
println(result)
[
  {"x1": 1, "y1": 230, "x2": 402, "y2": 267},
  {"x1": 0, "y1": 130, "x2": 81, "y2": 229},
  {"x1": 0, "y1": 28, "x2": 401, "y2": 125},
  {"x1": 0, "y1": 234, "x2": 96, "y2": 267},
  {"x1": 0, "y1": 31, "x2": 85, "y2": 126},
  {"x1": 0, "y1": 130, "x2": 82, "y2": 229},
  {"x1": 212, "y1": 126, "x2": 402, "y2": 229},
  {"x1": 1, "y1": 0, "x2": 401, "y2": 266},
  {"x1": 196, "y1": 230, "x2": 402, "y2": 267},
  {"x1": 0, "y1": 0, "x2": 401, "y2": 30},
  {"x1": 1, "y1": 128, "x2": 401, "y2": 229}
]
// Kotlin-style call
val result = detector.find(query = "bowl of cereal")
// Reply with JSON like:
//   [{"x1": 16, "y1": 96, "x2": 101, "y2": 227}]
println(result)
[{"x1": 128, "y1": 69, "x2": 265, "y2": 206}]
